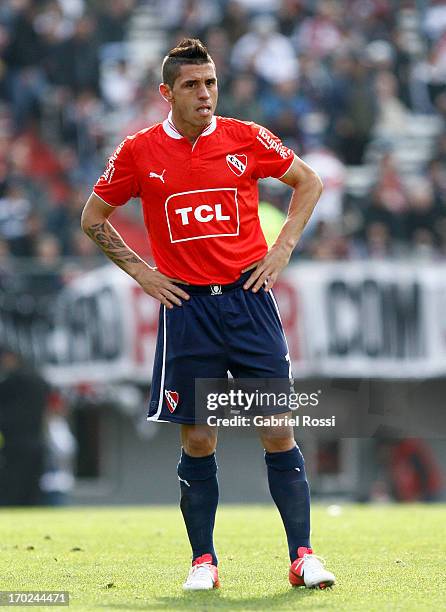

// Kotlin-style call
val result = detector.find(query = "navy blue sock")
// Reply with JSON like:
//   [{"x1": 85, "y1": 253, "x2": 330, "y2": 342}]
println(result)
[
  {"x1": 177, "y1": 449, "x2": 219, "y2": 566},
  {"x1": 265, "y1": 445, "x2": 311, "y2": 562}
]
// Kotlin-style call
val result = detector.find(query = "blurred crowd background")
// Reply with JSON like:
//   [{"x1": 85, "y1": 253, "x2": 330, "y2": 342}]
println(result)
[
  {"x1": 0, "y1": 0, "x2": 445, "y2": 505},
  {"x1": 0, "y1": 0, "x2": 446, "y2": 266}
]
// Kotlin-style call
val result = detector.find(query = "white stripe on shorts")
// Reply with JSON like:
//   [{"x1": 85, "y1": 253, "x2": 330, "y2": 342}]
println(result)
[
  {"x1": 147, "y1": 305, "x2": 167, "y2": 421},
  {"x1": 268, "y1": 290, "x2": 293, "y2": 379}
]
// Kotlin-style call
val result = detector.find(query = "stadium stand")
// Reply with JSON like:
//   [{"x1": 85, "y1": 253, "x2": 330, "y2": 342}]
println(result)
[{"x1": 0, "y1": 0, "x2": 445, "y2": 263}]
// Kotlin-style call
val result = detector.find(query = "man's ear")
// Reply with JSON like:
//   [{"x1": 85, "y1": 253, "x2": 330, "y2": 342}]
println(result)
[{"x1": 159, "y1": 83, "x2": 172, "y2": 103}]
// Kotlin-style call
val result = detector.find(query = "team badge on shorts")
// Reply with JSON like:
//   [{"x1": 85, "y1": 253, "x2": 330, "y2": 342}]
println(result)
[
  {"x1": 210, "y1": 285, "x2": 222, "y2": 295},
  {"x1": 165, "y1": 390, "x2": 179, "y2": 413},
  {"x1": 226, "y1": 153, "x2": 247, "y2": 176}
]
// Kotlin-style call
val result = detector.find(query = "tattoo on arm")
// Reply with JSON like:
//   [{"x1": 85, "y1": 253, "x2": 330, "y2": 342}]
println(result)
[{"x1": 85, "y1": 221, "x2": 141, "y2": 268}]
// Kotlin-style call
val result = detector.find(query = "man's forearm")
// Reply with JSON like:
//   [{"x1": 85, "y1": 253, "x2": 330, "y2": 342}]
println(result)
[
  {"x1": 83, "y1": 219, "x2": 150, "y2": 281},
  {"x1": 274, "y1": 176, "x2": 323, "y2": 254},
  {"x1": 80, "y1": 193, "x2": 188, "y2": 308},
  {"x1": 242, "y1": 172, "x2": 322, "y2": 292}
]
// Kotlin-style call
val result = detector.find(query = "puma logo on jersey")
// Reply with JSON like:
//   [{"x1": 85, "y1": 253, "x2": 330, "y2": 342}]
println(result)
[
  {"x1": 226, "y1": 153, "x2": 247, "y2": 176},
  {"x1": 149, "y1": 169, "x2": 166, "y2": 183}
]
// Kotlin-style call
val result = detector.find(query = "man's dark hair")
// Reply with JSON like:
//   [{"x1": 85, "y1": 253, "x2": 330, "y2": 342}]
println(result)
[{"x1": 162, "y1": 38, "x2": 213, "y2": 88}]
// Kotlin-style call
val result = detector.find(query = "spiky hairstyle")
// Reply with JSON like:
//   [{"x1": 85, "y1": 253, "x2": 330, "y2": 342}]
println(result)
[{"x1": 162, "y1": 38, "x2": 213, "y2": 88}]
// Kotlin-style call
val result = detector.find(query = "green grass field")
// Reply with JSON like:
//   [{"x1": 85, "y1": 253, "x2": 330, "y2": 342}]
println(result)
[{"x1": 0, "y1": 504, "x2": 444, "y2": 611}]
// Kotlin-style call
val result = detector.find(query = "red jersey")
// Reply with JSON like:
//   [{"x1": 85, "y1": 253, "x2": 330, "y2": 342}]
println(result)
[{"x1": 93, "y1": 113, "x2": 294, "y2": 284}]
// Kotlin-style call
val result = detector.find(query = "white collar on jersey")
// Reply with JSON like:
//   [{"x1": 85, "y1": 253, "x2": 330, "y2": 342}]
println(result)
[{"x1": 162, "y1": 110, "x2": 217, "y2": 140}]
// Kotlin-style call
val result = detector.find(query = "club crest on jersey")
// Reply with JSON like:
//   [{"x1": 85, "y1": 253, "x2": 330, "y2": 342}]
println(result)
[
  {"x1": 165, "y1": 390, "x2": 179, "y2": 413},
  {"x1": 226, "y1": 154, "x2": 247, "y2": 176}
]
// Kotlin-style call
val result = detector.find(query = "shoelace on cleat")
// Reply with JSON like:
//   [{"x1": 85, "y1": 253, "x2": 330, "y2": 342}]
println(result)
[
  {"x1": 188, "y1": 562, "x2": 213, "y2": 580},
  {"x1": 303, "y1": 553, "x2": 327, "y2": 570}
]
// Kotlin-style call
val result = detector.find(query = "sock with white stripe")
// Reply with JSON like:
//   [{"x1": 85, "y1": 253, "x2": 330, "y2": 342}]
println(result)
[
  {"x1": 265, "y1": 445, "x2": 311, "y2": 562},
  {"x1": 177, "y1": 449, "x2": 219, "y2": 566}
]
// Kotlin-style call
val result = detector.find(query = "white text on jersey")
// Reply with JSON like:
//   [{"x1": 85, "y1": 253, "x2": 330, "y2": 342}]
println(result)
[
  {"x1": 101, "y1": 139, "x2": 126, "y2": 183},
  {"x1": 256, "y1": 127, "x2": 290, "y2": 160},
  {"x1": 165, "y1": 188, "x2": 240, "y2": 243},
  {"x1": 176, "y1": 204, "x2": 230, "y2": 225}
]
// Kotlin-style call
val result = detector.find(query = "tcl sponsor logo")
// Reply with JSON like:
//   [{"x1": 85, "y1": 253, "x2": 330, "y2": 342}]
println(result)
[
  {"x1": 165, "y1": 188, "x2": 239, "y2": 243},
  {"x1": 257, "y1": 127, "x2": 291, "y2": 160},
  {"x1": 176, "y1": 204, "x2": 229, "y2": 225}
]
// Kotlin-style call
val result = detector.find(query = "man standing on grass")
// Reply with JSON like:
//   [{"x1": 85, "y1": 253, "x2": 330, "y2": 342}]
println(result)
[{"x1": 81, "y1": 38, "x2": 335, "y2": 591}]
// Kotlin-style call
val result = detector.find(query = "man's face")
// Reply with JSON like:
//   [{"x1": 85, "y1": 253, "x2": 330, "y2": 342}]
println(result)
[{"x1": 162, "y1": 63, "x2": 218, "y2": 130}]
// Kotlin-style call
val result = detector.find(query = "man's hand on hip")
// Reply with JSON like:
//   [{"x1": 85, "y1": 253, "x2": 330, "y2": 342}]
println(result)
[
  {"x1": 242, "y1": 244, "x2": 291, "y2": 293},
  {"x1": 135, "y1": 267, "x2": 190, "y2": 309}
]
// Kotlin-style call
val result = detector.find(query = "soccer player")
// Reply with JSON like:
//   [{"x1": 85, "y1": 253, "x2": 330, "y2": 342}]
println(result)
[{"x1": 81, "y1": 38, "x2": 336, "y2": 591}]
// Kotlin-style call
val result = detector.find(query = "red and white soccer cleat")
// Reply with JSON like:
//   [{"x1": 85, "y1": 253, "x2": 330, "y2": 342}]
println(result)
[
  {"x1": 183, "y1": 554, "x2": 220, "y2": 590},
  {"x1": 289, "y1": 546, "x2": 336, "y2": 589}
]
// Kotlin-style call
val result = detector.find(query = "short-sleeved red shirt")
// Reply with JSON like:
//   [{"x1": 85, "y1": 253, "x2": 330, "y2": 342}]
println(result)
[{"x1": 93, "y1": 113, "x2": 294, "y2": 284}]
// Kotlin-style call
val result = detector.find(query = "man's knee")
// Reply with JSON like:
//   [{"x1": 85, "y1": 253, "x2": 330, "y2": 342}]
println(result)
[
  {"x1": 181, "y1": 425, "x2": 217, "y2": 457},
  {"x1": 262, "y1": 433, "x2": 296, "y2": 453},
  {"x1": 257, "y1": 418, "x2": 295, "y2": 453}
]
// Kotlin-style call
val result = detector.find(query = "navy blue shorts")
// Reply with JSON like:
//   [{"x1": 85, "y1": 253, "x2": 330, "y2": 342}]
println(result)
[{"x1": 146, "y1": 272, "x2": 291, "y2": 424}]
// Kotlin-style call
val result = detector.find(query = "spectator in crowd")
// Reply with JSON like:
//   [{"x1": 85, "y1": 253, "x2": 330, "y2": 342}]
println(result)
[
  {"x1": 0, "y1": 183, "x2": 32, "y2": 256},
  {"x1": 158, "y1": 0, "x2": 221, "y2": 36},
  {"x1": 58, "y1": 15, "x2": 100, "y2": 95},
  {"x1": 326, "y1": 52, "x2": 376, "y2": 164},
  {"x1": 0, "y1": 237, "x2": 13, "y2": 282},
  {"x1": 427, "y1": 157, "x2": 446, "y2": 204},
  {"x1": 364, "y1": 221, "x2": 395, "y2": 260},
  {"x1": 359, "y1": 150, "x2": 408, "y2": 247},
  {"x1": 231, "y1": 14, "x2": 298, "y2": 86},
  {"x1": 260, "y1": 77, "x2": 311, "y2": 147},
  {"x1": 307, "y1": 220, "x2": 349, "y2": 260},
  {"x1": 101, "y1": 59, "x2": 137, "y2": 110},
  {"x1": 3, "y1": 0, "x2": 46, "y2": 131},
  {"x1": 375, "y1": 151, "x2": 407, "y2": 216},
  {"x1": 218, "y1": 72, "x2": 265, "y2": 124},
  {"x1": 0, "y1": 346, "x2": 48, "y2": 505},
  {"x1": 373, "y1": 70, "x2": 409, "y2": 137},
  {"x1": 96, "y1": 0, "x2": 134, "y2": 47},
  {"x1": 220, "y1": 0, "x2": 249, "y2": 44},
  {"x1": 301, "y1": 141, "x2": 346, "y2": 237},
  {"x1": 277, "y1": 0, "x2": 307, "y2": 38},
  {"x1": 373, "y1": 438, "x2": 443, "y2": 502},
  {"x1": 297, "y1": 51, "x2": 332, "y2": 110},
  {"x1": 40, "y1": 390, "x2": 77, "y2": 505},
  {"x1": 61, "y1": 90, "x2": 105, "y2": 182},
  {"x1": 434, "y1": 132, "x2": 446, "y2": 164},
  {"x1": 405, "y1": 177, "x2": 439, "y2": 253},
  {"x1": 293, "y1": 0, "x2": 346, "y2": 60},
  {"x1": 46, "y1": 186, "x2": 86, "y2": 255},
  {"x1": 204, "y1": 27, "x2": 233, "y2": 88},
  {"x1": 424, "y1": 0, "x2": 446, "y2": 49}
]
